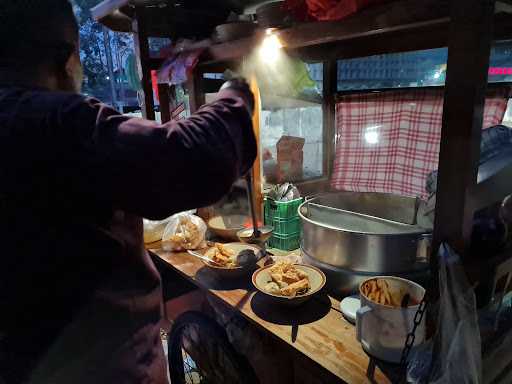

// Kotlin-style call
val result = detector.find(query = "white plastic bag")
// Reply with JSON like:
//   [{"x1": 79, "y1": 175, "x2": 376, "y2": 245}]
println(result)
[
  {"x1": 408, "y1": 243, "x2": 481, "y2": 384},
  {"x1": 143, "y1": 209, "x2": 196, "y2": 244},
  {"x1": 161, "y1": 213, "x2": 206, "y2": 251},
  {"x1": 143, "y1": 217, "x2": 173, "y2": 244}
]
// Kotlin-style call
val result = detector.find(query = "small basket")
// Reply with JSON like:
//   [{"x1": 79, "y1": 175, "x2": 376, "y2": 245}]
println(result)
[
  {"x1": 264, "y1": 197, "x2": 303, "y2": 222},
  {"x1": 265, "y1": 216, "x2": 301, "y2": 235}
]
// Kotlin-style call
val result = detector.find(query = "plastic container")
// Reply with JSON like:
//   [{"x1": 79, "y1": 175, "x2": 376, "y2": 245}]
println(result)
[
  {"x1": 265, "y1": 216, "x2": 301, "y2": 234},
  {"x1": 264, "y1": 197, "x2": 304, "y2": 221},
  {"x1": 268, "y1": 232, "x2": 301, "y2": 251}
]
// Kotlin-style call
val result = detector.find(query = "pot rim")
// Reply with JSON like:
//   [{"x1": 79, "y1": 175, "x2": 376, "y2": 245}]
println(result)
[
  {"x1": 358, "y1": 275, "x2": 426, "y2": 309},
  {"x1": 299, "y1": 199, "x2": 430, "y2": 237}
]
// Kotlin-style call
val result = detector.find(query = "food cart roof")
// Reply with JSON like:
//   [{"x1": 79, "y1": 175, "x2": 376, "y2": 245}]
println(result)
[
  {"x1": 93, "y1": 0, "x2": 512, "y2": 66},
  {"x1": 91, "y1": 0, "x2": 267, "y2": 37}
]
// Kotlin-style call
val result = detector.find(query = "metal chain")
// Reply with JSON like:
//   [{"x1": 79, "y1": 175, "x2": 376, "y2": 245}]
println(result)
[{"x1": 400, "y1": 296, "x2": 428, "y2": 368}]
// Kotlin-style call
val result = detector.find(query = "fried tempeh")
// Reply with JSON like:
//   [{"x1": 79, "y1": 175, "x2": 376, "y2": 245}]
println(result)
[
  {"x1": 280, "y1": 278, "x2": 310, "y2": 297},
  {"x1": 282, "y1": 271, "x2": 301, "y2": 284}
]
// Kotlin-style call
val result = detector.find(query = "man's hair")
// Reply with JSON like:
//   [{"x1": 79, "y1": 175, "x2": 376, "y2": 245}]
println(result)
[{"x1": 0, "y1": 0, "x2": 79, "y2": 69}]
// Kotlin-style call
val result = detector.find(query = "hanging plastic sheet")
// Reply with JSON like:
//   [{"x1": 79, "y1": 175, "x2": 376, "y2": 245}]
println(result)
[
  {"x1": 157, "y1": 41, "x2": 205, "y2": 86},
  {"x1": 408, "y1": 243, "x2": 512, "y2": 383},
  {"x1": 284, "y1": 0, "x2": 389, "y2": 21}
]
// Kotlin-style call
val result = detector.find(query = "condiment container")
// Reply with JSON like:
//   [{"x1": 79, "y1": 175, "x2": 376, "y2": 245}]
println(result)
[{"x1": 356, "y1": 276, "x2": 426, "y2": 363}]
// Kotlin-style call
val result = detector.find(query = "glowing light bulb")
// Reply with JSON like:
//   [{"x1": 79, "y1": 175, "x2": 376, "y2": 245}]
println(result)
[
  {"x1": 259, "y1": 32, "x2": 282, "y2": 65},
  {"x1": 365, "y1": 131, "x2": 379, "y2": 144},
  {"x1": 364, "y1": 126, "x2": 381, "y2": 144}
]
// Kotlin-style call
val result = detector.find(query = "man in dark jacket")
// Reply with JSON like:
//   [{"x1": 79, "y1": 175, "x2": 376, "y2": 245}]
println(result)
[{"x1": 0, "y1": 1, "x2": 256, "y2": 383}]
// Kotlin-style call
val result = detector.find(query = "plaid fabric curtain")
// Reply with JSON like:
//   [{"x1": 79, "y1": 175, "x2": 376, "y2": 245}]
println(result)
[{"x1": 331, "y1": 88, "x2": 511, "y2": 198}]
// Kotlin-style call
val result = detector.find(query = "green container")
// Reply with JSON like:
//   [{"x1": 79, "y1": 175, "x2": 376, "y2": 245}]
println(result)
[
  {"x1": 265, "y1": 216, "x2": 301, "y2": 235},
  {"x1": 264, "y1": 197, "x2": 304, "y2": 222},
  {"x1": 268, "y1": 232, "x2": 301, "y2": 251}
]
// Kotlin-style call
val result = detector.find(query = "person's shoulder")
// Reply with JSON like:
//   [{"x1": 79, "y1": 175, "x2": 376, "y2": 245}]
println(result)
[
  {"x1": 9, "y1": 87, "x2": 116, "y2": 115},
  {"x1": 34, "y1": 90, "x2": 103, "y2": 112}
]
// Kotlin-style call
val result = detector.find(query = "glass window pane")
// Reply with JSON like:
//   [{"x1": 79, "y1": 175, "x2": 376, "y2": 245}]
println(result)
[
  {"x1": 260, "y1": 63, "x2": 324, "y2": 186},
  {"x1": 337, "y1": 40, "x2": 512, "y2": 91}
]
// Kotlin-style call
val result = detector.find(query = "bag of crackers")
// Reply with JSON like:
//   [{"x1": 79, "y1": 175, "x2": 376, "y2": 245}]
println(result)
[{"x1": 162, "y1": 213, "x2": 207, "y2": 251}]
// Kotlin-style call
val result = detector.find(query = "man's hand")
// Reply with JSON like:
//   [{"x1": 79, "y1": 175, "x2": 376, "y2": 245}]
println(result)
[{"x1": 220, "y1": 77, "x2": 255, "y2": 115}]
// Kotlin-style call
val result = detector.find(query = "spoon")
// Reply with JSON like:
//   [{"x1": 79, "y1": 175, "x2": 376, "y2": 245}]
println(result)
[
  {"x1": 245, "y1": 171, "x2": 261, "y2": 239},
  {"x1": 187, "y1": 250, "x2": 227, "y2": 267},
  {"x1": 401, "y1": 293, "x2": 411, "y2": 308}
]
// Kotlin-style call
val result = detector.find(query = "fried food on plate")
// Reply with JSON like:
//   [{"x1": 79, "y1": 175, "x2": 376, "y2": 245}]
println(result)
[
  {"x1": 205, "y1": 243, "x2": 237, "y2": 268},
  {"x1": 265, "y1": 261, "x2": 310, "y2": 297},
  {"x1": 361, "y1": 278, "x2": 409, "y2": 307},
  {"x1": 280, "y1": 278, "x2": 310, "y2": 297}
]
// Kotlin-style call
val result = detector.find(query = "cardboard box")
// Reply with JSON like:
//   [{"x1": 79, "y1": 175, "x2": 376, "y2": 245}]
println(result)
[{"x1": 276, "y1": 136, "x2": 305, "y2": 182}]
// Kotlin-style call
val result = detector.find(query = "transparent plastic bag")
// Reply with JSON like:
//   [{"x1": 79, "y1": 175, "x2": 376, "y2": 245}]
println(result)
[
  {"x1": 408, "y1": 243, "x2": 481, "y2": 384},
  {"x1": 143, "y1": 209, "x2": 195, "y2": 244},
  {"x1": 161, "y1": 213, "x2": 206, "y2": 251},
  {"x1": 143, "y1": 217, "x2": 173, "y2": 244}
]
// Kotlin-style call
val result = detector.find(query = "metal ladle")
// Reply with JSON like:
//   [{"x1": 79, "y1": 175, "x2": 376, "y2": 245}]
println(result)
[
  {"x1": 237, "y1": 171, "x2": 273, "y2": 245},
  {"x1": 245, "y1": 171, "x2": 261, "y2": 239}
]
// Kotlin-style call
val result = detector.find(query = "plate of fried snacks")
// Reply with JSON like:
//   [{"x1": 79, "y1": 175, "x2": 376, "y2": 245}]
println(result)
[
  {"x1": 194, "y1": 242, "x2": 263, "y2": 278},
  {"x1": 252, "y1": 261, "x2": 326, "y2": 305}
]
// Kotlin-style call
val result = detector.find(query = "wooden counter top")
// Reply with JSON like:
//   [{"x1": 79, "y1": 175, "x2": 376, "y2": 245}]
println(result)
[{"x1": 151, "y1": 247, "x2": 394, "y2": 384}]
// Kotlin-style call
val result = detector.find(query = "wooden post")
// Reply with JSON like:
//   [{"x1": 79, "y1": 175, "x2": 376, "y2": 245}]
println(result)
[
  {"x1": 158, "y1": 83, "x2": 171, "y2": 123},
  {"x1": 432, "y1": 0, "x2": 495, "y2": 260},
  {"x1": 132, "y1": 6, "x2": 156, "y2": 120},
  {"x1": 323, "y1": 60, "x2": 337, "y2": 182},
  {"x1": 186, "y1": 70, "x2": 205, "y2": 113},
  {"x1": 250, "y1": 75, "x2": 263, "y2": 222}
]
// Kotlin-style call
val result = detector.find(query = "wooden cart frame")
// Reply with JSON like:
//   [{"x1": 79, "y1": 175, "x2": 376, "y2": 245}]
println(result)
[{"x1": 93, "y1": 0, "x2": 512, "y2": 298}]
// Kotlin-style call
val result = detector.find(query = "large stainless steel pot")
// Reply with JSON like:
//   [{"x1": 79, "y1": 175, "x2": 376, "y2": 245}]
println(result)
[
  {"x1": 302, "y1": 249, "x2": 430, "y2": 296},
  {"x1": 299, "y1": 192, "x2": 431, "y2": 274}
]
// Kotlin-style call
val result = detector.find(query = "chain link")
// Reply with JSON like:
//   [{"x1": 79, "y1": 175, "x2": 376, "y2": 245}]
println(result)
[{"x1": 400, "y1": 297, "x2": 428, "y2": 368}]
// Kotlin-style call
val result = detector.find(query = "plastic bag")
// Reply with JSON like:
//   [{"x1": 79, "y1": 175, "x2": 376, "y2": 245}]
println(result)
[
  {"x1": 305, "y1": 0, "x2": 388, "y2": 21},
  {"x1": 143, "y1": 210, "x2": 196, "y2": 244},
  {"x1": 407, "y1": 243, "x2": 481, "y2": 384},
  {"x1": 161, "y1": 213, "x2": 207, "y2": 251},
  {"x1": 143, "y1": 217, "x2": 173, "y2": 244}
]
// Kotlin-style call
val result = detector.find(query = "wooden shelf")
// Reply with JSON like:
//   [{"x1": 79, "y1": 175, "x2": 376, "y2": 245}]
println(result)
[
  {"x1": 153, "y1": 249, "x2": 392, "y2": 384},
  {"x1": 92, "y1": 0, "x2": 237, "y2": 38},
  {"x1": 200, "y1": 14, "x2": 512, "y2": 65},
  {"x1": 205, "y1": 92, "x2": 321, "y2": 109}
]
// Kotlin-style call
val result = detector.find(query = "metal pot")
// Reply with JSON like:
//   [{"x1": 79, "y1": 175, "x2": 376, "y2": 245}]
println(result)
[
  {"x1": 301, "y1": 249, "x2": 430, "y2": 296},
  {"x1": 299, "y1": 192, "x2": 432, "y2": 274},
  {"x1": 356, "y1": 276, "x2": 426, "y2": 363}
]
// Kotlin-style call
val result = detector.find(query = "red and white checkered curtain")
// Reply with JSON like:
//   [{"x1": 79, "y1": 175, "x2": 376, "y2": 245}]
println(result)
[{"x1": 331, "y1": 88, "x2": 510, "y2": 198}]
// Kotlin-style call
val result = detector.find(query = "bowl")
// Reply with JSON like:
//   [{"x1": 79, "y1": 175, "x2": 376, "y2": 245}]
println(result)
[
  {"x1": 214, "y1": 21, "x2": 257, "y2": 42},
  {"x1": 256, "y1": 1, "x2": 289, "y2": 29},
  {"x1": 237, "y1": 225, "x2": 274, "y2": 244},
  {"x1": 208, "y1": 215, "x2": 248, "y2": 241},
  {"x1": 252, "y1": 263, "x2": 326, "y2": 306},
  {"x1": 201, "y1": 242, "x2": 263, "y2": 278}
]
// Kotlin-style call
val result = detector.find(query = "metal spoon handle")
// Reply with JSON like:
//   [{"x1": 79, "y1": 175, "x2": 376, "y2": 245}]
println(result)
[
  {"x1": 187, "y1": 250, "x2": 224, "y2": 266},
  {"x1": 245, "y1": 172, "x2": 261, "y2": 238}
]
